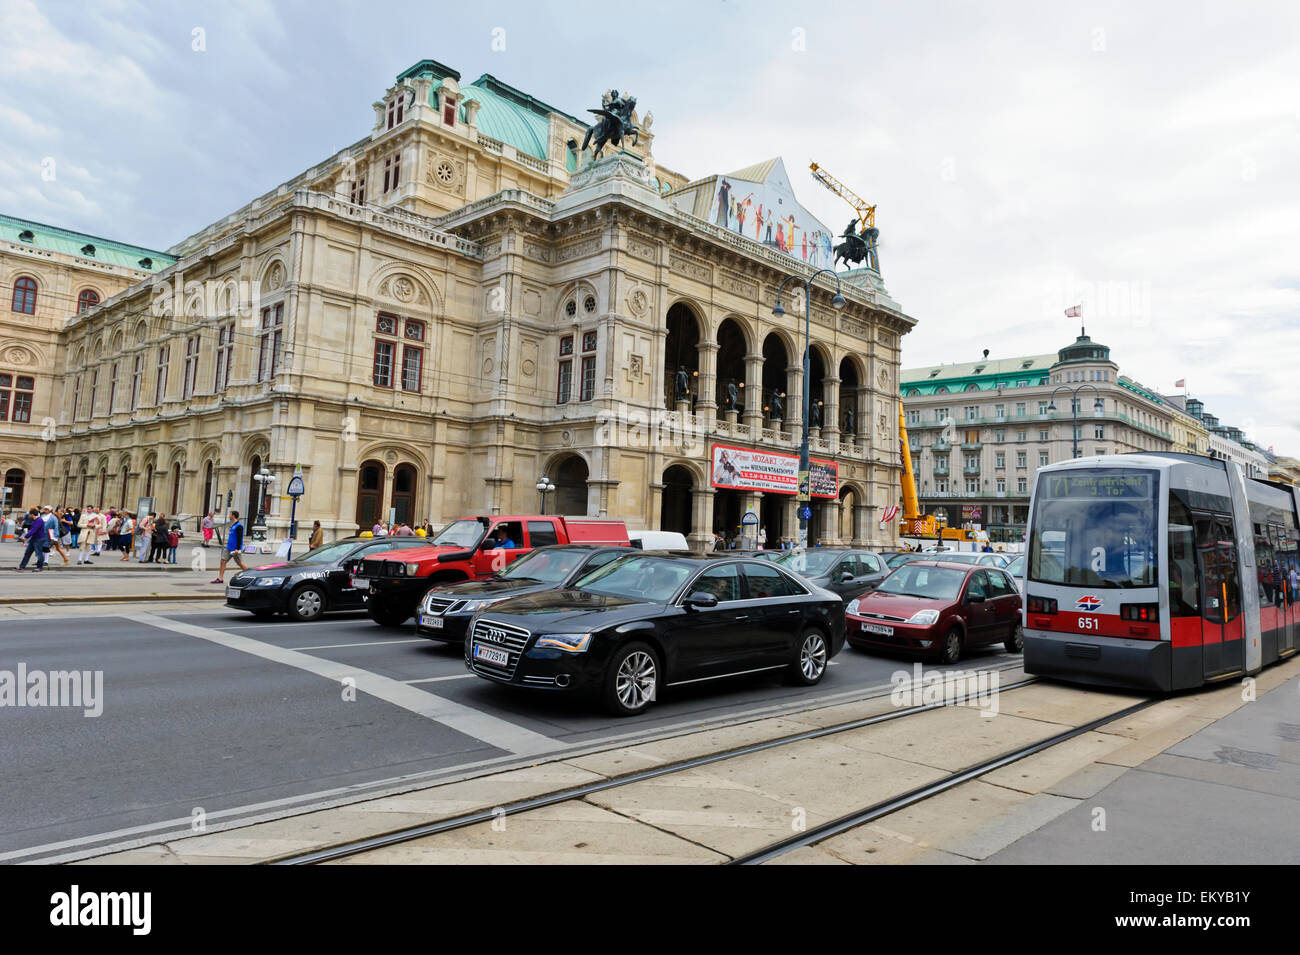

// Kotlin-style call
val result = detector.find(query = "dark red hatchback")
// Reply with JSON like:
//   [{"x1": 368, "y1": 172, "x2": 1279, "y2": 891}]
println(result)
[{"x1": 845, "y1": 561, "x2": 1023, "y2": 664}]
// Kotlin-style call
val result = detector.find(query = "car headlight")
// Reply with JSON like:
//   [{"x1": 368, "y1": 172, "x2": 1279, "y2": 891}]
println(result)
[
  {"x1": 846, "y1": 598, "x2": 861, "y2": 615},
  {"x1": 907, "y1": 609, "x2": 940, "y2": 626},
  {"x1": 252, "y1": 576, "x2": 283, "y2": 588},
  {"x1": 460, "y1": 598, "x2": 501, "y2": 614},
  {"x1": 534, "y1": 632, "x2": 594, "y2": 653},
  {"x1": 404, "y1": 563, "x2": 421, "y2": 577}
]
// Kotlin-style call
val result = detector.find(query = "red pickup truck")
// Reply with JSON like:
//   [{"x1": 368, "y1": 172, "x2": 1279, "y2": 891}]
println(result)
[{"x1": 352, "y1": 515, "x2": 630, "y2": 626}]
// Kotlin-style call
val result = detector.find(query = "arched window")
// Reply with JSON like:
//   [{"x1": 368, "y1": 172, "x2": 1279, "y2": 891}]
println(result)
[
  {"x1": 202, "y1": 461, "x2": 214, "y2": 516},
  {"x1": 77, "y1": 289, "x2": 100, "y2": 314},
  {"x1": 11, "y1": 277, "x2": 37, "y2": 314},
  {"x1": 3, "y1": 468, "x2": 24, "y2": 509},
  {"x1": 171, "y1": 462, "x2": 181, "y2": 513}
]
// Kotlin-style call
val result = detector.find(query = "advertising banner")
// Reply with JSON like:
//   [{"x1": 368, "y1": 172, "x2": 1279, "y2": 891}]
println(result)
[
  {"x1": 961, "y1": 505, "x2": 983, "y2": 521},
  {"x1": 710, "y1": 444, "x2": 837, "y2": 498}
]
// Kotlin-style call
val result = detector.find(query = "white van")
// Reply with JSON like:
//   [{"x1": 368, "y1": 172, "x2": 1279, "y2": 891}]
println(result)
[{"x1": 628, "y1": 530, "x2": 691, "y2": 552}]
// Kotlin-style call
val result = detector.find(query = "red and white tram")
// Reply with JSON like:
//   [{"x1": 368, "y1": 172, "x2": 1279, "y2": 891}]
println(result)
[{"x1": 1022, "y1": 452, "x2": 1300, "y2": 691}]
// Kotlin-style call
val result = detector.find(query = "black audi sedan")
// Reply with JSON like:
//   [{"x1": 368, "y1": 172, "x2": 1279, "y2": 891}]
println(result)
[
  {"x1": 774, "y1": 548, "x2": 889, "y2": 601},
  {"x1": 416, "y1": 544, "x2": 631, "y2": 644},
  {"x1": 464, "y1": 553, "x2": 844, "y2": 716},
  {"x1": 225, "y1": 536, "x2": 431, "y2": 621}
]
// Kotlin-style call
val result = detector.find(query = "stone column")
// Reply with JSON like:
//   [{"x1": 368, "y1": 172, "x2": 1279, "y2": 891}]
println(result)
[
  {"x1": 691, "y1": 486, "x2": 715, "y2": 552},
  {"x1": 697, "y1": 340, "x2": 719, "y2": 430},
  {"x1": 743, "y1": 353, "x2": 763, "y2": 434},
  {"x1": 854, "y1": 503, "x2": 870, "y2": 547},
  {"x1": 784, "y1": 496, "x2": 800, "y2": 547},
  {"x1": 785, "y1": 363, "x2": 803, "y2": 437},
  {"x1": 823, "y1": 375, "x2": 841, "y2": 447}
]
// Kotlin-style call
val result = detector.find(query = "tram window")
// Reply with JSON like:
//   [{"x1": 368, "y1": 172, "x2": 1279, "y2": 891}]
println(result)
[
  {"x1": 1195, "y1": 515, "x2": 1239, "y2": 624},
  {"x1": 1028, "y1": 470, "x2": 1158, "y2": 588},
  {"x1": 1253, "y1": 521, "x2": 1277, "y2": 608},
  {"x1": 1167, "y1": 493, "x2": 1198, "y2": 617}
]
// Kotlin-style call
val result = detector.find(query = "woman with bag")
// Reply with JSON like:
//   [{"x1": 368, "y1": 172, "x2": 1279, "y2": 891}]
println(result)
[{"x1": 202, "y1": 511, "x2": 216, "y2": 548}]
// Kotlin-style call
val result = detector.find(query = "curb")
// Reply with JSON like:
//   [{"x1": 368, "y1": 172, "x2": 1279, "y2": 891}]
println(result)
[{"x1": 0, "y1": 593, "x2": 226, "y2": 605}]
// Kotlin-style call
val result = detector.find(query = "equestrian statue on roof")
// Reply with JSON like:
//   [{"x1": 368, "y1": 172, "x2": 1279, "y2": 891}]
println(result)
[
  {"x1": 833, "y1": 218, "x2": 880, "y2": 271},
  {"x1": 582, "y1": 89, "x2": 640, "y2": 159}
]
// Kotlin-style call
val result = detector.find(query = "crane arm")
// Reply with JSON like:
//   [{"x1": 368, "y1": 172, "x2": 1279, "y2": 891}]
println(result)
[{"x1": 809, "y1": 162, "x2": 876, "y2": 229}]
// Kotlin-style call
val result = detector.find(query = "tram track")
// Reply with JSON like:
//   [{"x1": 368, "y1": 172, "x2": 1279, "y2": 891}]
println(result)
[{"x1": 272, "y1": 676, "x2": 1060, "y2": 865}]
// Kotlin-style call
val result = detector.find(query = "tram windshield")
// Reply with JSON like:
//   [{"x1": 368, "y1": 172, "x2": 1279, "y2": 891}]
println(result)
[{"x1": 1028, "y1": 469, "x2": 1158, "y2": 588}]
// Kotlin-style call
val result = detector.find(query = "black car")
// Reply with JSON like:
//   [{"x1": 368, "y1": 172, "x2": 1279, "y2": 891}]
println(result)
[
  {"x1": 773, "y1": 548, "x2": 889, "y2": 601},
  {"x1": 416, "y1": 544, "x2": 631, "y2": 643},
  {"x1": 225, "y1": 536, "x2": 431, "y2": 621},
  {"x1": 464, "y1": 553, "x2": 844, "y2": 716}
]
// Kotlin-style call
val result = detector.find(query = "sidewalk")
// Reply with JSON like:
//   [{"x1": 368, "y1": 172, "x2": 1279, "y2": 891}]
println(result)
[{"x1": 0, "y1": 541, "x2": 291, "y2": 606}]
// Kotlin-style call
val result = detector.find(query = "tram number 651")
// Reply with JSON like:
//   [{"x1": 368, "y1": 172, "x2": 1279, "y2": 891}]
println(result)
[{"x1": 1077, "y1": 616, "x2": 1099, "y2": 631}]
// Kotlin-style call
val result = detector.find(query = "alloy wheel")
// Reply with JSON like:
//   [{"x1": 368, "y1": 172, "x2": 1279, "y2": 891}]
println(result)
[
  {"x1": 800, "y1": 632, "x2": 828, "y2": 680},
  {"x1": 616, "y1": 651, "x2": 656, "y2": 710}
]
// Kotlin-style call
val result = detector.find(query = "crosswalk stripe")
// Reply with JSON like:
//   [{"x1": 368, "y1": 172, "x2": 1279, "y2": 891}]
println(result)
[{"x1": 128, "y1": 612, "x2": 556, "y2": 756}]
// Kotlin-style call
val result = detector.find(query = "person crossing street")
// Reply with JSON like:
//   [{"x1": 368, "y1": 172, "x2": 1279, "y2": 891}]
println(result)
[
  {"x1": 211, "y1": 510, "x2": 248, "y2": 584},
  {"x1": 15, "y1": 507, "x2": 49, "y2": 572}
]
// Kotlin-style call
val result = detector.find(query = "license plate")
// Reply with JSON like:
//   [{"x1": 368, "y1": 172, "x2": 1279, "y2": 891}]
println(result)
[
  {"x1": 227, "y1": 587, "x2": 241, "y2": 599},
  {"x1": 863, "y1": 622, "x2": 894, "y2": 636},
  {"x1": 473, "y1": 644, "x2": 509, "y2": 667},
  {"x1": 351, "y1": 576, "x2": 368, "y2": 589},
  {"x1": 421, "y1": 615, "x2": 444, "y2": 629}
]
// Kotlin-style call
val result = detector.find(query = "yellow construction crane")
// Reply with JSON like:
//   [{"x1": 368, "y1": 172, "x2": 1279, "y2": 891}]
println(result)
[
  {"x1": 809, "y1": 161, "x2": 875, "y2": 231},
  {"x1": 897, "y1": 399, "x2": 989, "y2": 546}
]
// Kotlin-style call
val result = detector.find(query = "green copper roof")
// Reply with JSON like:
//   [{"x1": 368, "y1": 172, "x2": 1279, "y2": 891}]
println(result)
[
  {"x1": 901, "y1": 354, "x2": 1056, "y2": 395},
  {"x1": 1, "y1": 213, "x2": 174, "y2": 272}
]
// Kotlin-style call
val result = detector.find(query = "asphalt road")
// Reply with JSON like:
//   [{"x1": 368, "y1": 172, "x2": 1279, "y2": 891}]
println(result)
[{"x1": 0, "y1": 605, "x2": 1018, "y2": 861}]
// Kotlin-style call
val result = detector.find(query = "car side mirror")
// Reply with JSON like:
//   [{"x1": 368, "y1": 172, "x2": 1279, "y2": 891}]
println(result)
[
  {"x1": 481, "y1": 540, "x2": 497, "y2": 551},
  {"x1": 684, "y1": 591, "x2": 719, "y2": 610},
  {"x1": 840, "y1": 571, "x2": 855, "y2": 582}
]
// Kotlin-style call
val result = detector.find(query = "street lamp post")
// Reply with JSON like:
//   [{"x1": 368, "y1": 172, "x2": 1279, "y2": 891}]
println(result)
[
  {"x1": 772, "y1": 269, "x2": 847, "y2": 550},
  {"x1": 1048, "y1": 384, "x2": 1104, "y2": 459},
  {"x1": 251, "y1": 467, "x2": 274, "y2": 541},
  {"x1": 536, "y1": 474, "x2": 556, "y2": 515}
]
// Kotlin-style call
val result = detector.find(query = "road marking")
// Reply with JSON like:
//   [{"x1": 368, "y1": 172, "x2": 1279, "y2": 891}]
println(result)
[
  {"x1": 292, "y1": 638, "x2": 426, "y2": 651},
  {"x1": 127, "y1": 612, "x2": 556, "y2": 757},
  {"x1": 404, "y1": 674, "x2": 475, "y2": 684}
]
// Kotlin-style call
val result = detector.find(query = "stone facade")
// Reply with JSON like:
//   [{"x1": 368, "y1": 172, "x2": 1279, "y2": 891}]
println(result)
[
  {"x1": 20, "y1": 60, "x2": 915, "y2": 551},
  {"x1": 902, "y1": 332, "x2": 1210, "y2": 542}
]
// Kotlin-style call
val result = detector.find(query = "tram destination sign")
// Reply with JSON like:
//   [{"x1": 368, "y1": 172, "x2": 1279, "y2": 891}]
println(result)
[
  {"x1": 711, "y1": 444, "x2": 837, "y2": 498},
  {"x1": 1047, "y1": 472, "x2": 1152, "y2": 499}
]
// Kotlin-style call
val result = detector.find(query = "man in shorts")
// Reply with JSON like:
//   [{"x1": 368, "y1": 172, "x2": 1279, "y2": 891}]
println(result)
[{"x1": 211, "y1": 510, "x2": 248, "y2": 584}]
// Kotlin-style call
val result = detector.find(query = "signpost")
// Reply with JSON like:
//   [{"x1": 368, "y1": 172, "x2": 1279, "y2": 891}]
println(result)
[
  {"x1": 285, "y1": 467, "x2": 306, "y2": 559},
  {"x1": 741, "y1": 507, "x2": 759, "y2": 550}
]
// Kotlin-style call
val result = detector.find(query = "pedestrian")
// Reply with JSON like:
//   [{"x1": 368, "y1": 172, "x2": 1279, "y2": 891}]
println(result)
[
  {"x1": 372, "y1": 521, "x2": 387, "y2": 537},
  {"x1": 712, "y1": 530, "x2": 725, "y2": 551},
  {"x1": 394, "y1": 522, "x2": 413, "y2": 536},
  {"x1": 120, "y1": 512, "x2": 136, "y2": 561},
  {"x1": 167, "y1": 521, "x2": 182, "y2": 563},
  {"x1": 202, "y1": 511, "x2": 216, "y2": 548},
  {"x1": 106, "y1": 511, "x2": 122, "y2": 552},
  {"x1": 309, "y1": 520, "x2": 323, "y2": 549},
  {"x1": 69, "y1": 506, "x2": 82, "y2": 548},
  {"x1": 16, "y1": 507, "x2": 49, "y2": 572},
  {"x1": 78, "y1": 506, "x2": 102, "y2": 564},
  {"x1": 211, "y1": 510, "x2": 248, "y2": 584},
  {"x1": 148, "y1": 513, "x2": 170, "y2": 563},
  {"x1": 50, "y1": 507, "x2": 72, "y2": 565}
]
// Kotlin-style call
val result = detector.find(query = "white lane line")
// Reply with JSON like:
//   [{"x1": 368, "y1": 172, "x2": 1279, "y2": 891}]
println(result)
[
  {"x1": 127, "y1": 612, "x2": 556, "y2": 757},
  {"x1": 404, "y1": 674, "x2": 476, "y2": 684},
  {"x1": 292, "y1": 638, "x2": 426, "y2": 651}
]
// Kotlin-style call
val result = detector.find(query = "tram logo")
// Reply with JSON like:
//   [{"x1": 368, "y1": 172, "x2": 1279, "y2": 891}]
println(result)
[{"x1": 1075, "y1": 595, "x2": 1103, "y2": 612}]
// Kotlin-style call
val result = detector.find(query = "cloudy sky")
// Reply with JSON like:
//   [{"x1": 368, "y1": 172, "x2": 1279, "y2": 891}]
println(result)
[{"x1": 3, "y1": 0, "x2": 1297, "y2": 453}]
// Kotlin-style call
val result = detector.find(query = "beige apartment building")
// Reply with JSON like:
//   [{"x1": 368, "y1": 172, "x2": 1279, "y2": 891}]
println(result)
[
  {"x1": 901, "y1": 330, "x2": 1215, "y2": 542},
  {"x1": 12, "y1": 58, "x2": 915, "y2": 551}
]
